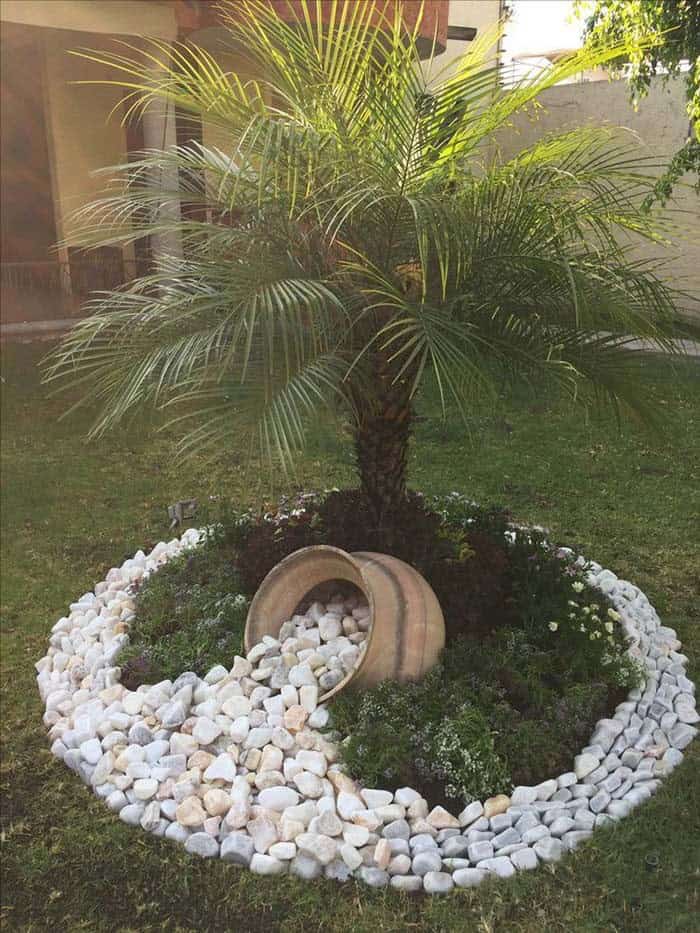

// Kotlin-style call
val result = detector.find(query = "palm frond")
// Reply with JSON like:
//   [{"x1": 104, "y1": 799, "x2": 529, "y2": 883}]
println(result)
[{"x1": 43, "y1": 0, "x2": 691, "y2": 476}]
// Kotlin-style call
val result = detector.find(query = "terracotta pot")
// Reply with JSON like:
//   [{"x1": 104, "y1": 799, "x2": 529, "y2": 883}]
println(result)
[{"x1": 244, "y1": 545, "x2": 445, "y2": 701}]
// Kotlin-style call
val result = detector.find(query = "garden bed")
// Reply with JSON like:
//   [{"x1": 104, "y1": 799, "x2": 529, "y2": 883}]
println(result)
[
  {"x1": 120, "y1": 492, "x2": 642, "y2": 805},
  {"x1": 35, "y1": 494, "x2": 698, "y2": 894}
]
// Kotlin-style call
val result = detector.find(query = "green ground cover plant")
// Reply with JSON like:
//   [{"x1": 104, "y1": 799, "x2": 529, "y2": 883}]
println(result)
[
  {"x1": 117, "y1": 536, "x2": 249, "y2": 688},
  {"x1": 2, "y1": 344, "x2": 698, "y2": 932}
]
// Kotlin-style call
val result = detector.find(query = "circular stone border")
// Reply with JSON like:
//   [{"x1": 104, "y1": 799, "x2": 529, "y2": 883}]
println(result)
[{"x1": 36, "y1": 525, "x2": 698, "y2": 893}]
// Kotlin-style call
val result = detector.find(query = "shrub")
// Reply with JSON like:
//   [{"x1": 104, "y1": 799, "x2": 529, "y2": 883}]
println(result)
[
  {"x1": 328, "y1": 656, "x2": 625, "y2": 802},
  {"x1": 330, "y1": 667, "x2": 511, "y2": 805},
  {"x1": 232, "y1": 489, "x2": 450, "y2": 595},
  {"x1": 422, "y1": 705, "x2": 511, "y2": 802},
  {"x1": 231, "y1": 500, "x2": 320, "y2": 595},
  {"x1": 490, "y1": 682, "x2": 613, "y2": 786},
  {"x1": 511, "y1": 540, "x2": 643, "y2": 690},
  {"x1": 232, "y1": 490, "x2": 518, "y2": 639},
  {"x1": 428, "y1": 531, "x2": 516, "y2": 640}
]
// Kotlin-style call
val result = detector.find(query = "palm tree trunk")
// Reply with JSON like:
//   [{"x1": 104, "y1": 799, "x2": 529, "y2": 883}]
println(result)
[{"x1": 354, "y1": 368, "x2": 413, "y2": 537}]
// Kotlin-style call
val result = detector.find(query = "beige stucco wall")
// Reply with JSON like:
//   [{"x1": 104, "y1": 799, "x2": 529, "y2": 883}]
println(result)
[
  {"x1": 426, "y1": 0, "x2": 502, "y2": 83},
  {"x1": 0, "y1": 1, "x2": 177, "y2": 247},
  {"x1": 0, "y1": 0, "x2": 177, "y2": 38},
  {"x1": 42, "y1": 32, "x2": 129, "y2": 242},
  {"x1": 496, "y1": 77, "x2": 700, "y2": 305}
]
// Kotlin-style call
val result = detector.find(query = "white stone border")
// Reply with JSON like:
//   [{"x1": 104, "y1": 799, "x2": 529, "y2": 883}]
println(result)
[{"x1": 36, "y1": 528, "x2": 697, "y2": 893}]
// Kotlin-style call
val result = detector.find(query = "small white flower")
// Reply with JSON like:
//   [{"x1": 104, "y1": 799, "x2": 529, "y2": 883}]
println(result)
[
  {"x1": 572, "y1": 581, "x2": 585, "y2": 593},
  {"x1": 548, "y1": 621, "x2": 558, "y2": 632},
  {"x1": 605, "y1": 621, "x2": 614, "y2": 634}
]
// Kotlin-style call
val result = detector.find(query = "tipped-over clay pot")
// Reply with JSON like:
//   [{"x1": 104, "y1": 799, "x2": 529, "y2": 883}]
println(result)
[{"x1": 244, "y1": 545, "x2": 445, "y2": 701}]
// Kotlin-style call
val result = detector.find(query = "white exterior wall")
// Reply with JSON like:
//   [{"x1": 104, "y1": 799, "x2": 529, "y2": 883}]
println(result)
[
  {"x1": 497, "y1": 77, "x2": 700, "y2": 306},
  {"x1": 426, "y1": 0, "x2": 502, "y2": 83}
]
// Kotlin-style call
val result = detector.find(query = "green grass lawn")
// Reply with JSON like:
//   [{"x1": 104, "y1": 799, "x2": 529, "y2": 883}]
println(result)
[{"x1": 1, "y1": 342, "x2": 699, "y2": 932}]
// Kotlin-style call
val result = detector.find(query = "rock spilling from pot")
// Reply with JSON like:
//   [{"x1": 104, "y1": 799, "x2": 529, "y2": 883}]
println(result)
[
  {"x1": 243, "y1": 544, "x2": 446, "y2": 699},
  {"x1": 35, "y1": 529, "x2": 697, "y2": 893},
  {"x1": 252, "y1": 594, "x2": 370, "y2": 694}
]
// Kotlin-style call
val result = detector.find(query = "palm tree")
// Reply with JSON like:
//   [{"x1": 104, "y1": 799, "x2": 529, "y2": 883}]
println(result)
[{"x1": 45, "y1": 0, "x2": 693, "y2": 530}]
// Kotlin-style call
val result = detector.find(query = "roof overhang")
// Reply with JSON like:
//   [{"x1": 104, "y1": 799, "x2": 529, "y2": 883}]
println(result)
[{"x1": 171, "y1": 0, "x2": 449, "y2": 57}]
